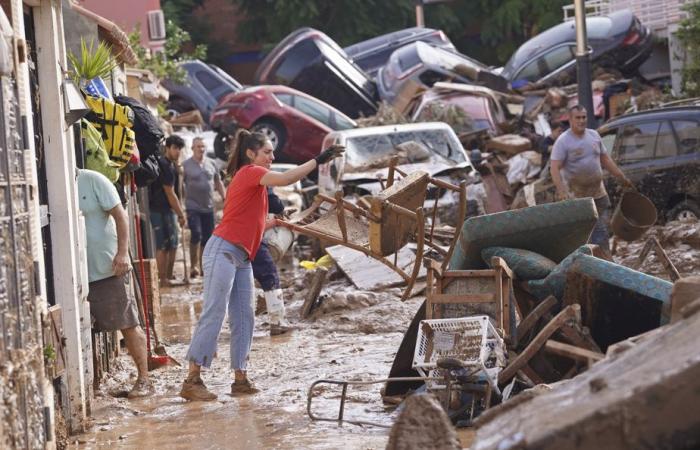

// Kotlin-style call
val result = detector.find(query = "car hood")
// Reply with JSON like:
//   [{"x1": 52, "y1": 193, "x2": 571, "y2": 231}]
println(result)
[{"x1": 342, "y1": 160, "x2": 472, "y2": 184}]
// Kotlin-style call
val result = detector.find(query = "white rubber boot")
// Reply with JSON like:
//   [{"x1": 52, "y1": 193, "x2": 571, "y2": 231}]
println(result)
[{"x1": 264, "y1": 289, "x2": 293, "y2": 336}]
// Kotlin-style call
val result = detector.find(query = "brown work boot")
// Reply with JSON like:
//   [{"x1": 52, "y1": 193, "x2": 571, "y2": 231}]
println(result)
[
  {"x1": 270, "y1": 323, "x2": 295, "y2": 336},
  {"x1": 180, "y1": 375, "x2": 217, "y2": 401},
  {"x1": 127, "y1": 378, "x2": 153, "y2": 399},
  {"x1": 230, "y1": 378, "x2": 260, "y2": 396}
]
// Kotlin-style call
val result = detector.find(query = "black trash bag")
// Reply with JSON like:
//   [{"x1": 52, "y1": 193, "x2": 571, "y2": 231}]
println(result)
[
  {"x1": 114, "y1": 95, "x2": 165, "y2": 160},
  {"x1": 134, "y1": 153, "x2": 160, "y2": 187}
]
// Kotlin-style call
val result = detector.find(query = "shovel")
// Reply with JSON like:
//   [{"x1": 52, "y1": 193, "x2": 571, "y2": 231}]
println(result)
[{"x1": 181, "y1": 227, "x2": 190, "y2": 285}]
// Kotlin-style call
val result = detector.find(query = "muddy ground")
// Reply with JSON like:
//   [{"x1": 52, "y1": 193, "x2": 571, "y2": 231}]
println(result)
[
  {"x1": 66, "y1": 220, "x2": 699, "y2": 450},
  {"x1": 68, "y1": 251, "x2": 430, "y2": 450}
]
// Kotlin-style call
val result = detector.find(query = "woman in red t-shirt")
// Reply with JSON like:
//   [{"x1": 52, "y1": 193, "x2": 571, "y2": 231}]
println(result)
[{"x1": 180, "y1": 130, "x2": 343, "y2": 401}]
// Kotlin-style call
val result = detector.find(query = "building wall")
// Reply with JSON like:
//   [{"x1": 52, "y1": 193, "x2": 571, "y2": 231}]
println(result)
[{"x1": 77, "y1": 0, "x2": 162, "y2": 50}]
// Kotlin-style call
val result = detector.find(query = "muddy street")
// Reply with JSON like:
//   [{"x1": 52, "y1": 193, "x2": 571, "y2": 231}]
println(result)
[{"x1": 68, "y1": 265, "x2": 427, "y2": 450}]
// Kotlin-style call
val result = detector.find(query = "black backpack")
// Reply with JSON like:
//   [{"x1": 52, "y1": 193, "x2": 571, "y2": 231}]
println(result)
[
  {"x1": 114, "y1": 95, "x2": 164, "y2": 160},
  {"x1": 115, "y1": 96, "x2": 165, "y2": 187}
]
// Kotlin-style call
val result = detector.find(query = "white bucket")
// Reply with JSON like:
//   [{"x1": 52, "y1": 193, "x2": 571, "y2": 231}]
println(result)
[{"x1": 263, "y1": 227, "x2": 294, "y2": 263}]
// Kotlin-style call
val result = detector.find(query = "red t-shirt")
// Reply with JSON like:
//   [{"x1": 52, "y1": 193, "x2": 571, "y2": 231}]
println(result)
[{"x1": 213, "y1": 165, "x2": 268, "y2": 259}]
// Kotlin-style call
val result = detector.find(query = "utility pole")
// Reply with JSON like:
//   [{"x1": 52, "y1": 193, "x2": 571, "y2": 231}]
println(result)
[
  {"x1": 415, "y1": 0, "x2": 425, "y2": 27},
  {"x1": 574, "y1": 0, "x2": 595, "y2": 128}
]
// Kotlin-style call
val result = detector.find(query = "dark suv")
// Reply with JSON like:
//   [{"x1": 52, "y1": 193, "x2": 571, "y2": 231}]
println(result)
[
  {"x1": 254, "y1": 28, "x2": 379, "y2": 119},
  {"x1": 598, "y1": 106, "x2": 700, "y2": 221}
]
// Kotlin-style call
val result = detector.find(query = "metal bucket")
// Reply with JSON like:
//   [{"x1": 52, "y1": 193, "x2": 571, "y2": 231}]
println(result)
[
  {"x1": 611, "y1": 191, "x2": 657, "y2": 241},
  {"x1": 263, "y1": 226, "x2": 294, "y2": 263}
]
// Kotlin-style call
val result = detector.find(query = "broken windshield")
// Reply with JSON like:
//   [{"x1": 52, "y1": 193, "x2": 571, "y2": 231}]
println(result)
[{"x1": 343, "y1": 129, "x2": 466, "y2": 170}]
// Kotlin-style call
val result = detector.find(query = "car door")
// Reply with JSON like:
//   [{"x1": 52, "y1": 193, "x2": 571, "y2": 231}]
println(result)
[{"x1": 293, "y1": 95, "x2": 333, "y2": 162}]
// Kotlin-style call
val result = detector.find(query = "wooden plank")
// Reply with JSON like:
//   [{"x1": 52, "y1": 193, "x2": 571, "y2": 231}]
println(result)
[
  {"x1": 516, "y1": 296, "x2": 558, "y2": 340},
  {"x1": 301, "y1": 267, "x2": 328, "y2": 319},
  {"x1": 326, "y1": 245, "x2": 426, "y2": 291},
  {"x1": 544, "y1": 340, "x2": 604, "y2": 363},
  {"x1": 429, "y1": 293, "x2": 495, "y2": 303},
  {"x1": 443, "y1": 270, "x2": 496, "y2": 278},
  {"x1": 498, "y1": 304, "x2": 580, "y2": 385}
]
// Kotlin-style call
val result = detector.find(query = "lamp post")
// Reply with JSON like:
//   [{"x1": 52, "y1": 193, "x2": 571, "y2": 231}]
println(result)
[
  {"x1": 415, "y1": 0, "x2": 425, "y2": 27},
  {"x1": 574, "y1": 0, "x2": 595, "y2": 128}
]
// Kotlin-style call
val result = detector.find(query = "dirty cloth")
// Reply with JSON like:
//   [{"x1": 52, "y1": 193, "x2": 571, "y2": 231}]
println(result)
[
  {"x1": 551, "y1": 129, "x2": 608, "y2": 199},
  {"x1": 87, "y1": 273, "x2": 140, "y2": 332},
  {"x1": 186, "y1": 235, "x2": 255, "y2": 370},
  {"x1": 506, "y1": 151, "x2": 542, "y2": 185}
]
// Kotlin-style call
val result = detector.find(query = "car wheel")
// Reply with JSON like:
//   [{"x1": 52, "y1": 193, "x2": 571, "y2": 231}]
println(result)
[
  {"x1": 667, "y1": 200, "x2": 700, "y2": 222},
  {"x1": 251, "y1": 120, "x2": 286, "y2": 152}
]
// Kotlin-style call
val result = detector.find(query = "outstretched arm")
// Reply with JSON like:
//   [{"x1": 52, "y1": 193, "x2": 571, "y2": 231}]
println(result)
[{"x1": 259, "y1": 145, "x2": 344, "y2": 187}]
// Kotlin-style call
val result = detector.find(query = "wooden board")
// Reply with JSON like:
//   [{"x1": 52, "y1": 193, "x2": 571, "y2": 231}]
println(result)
[{"x1": 326, "y1": 245, "x2": 426, "y2": 291}]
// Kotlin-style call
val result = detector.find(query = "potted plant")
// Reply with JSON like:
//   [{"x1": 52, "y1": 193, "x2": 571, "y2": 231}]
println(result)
[{"x1": 67, "y1": 38, "x2": 118, "y2": 99}]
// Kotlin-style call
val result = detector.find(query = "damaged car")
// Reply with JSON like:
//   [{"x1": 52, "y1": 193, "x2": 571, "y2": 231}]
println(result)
[
  {"x1": 377, "y1": 41, "x2": 510, "y2": 107},
  {"x1": 599, "y1": 106, "x2": 700, "y2": 221},
  {"x1": 502, "y1": 9, "x2": 652, "y2": 88},
  {"x1": 318, "y1": 122, "x2": 476, "y2": 223},
  {"x1": 254, "y1": 28, "x2": 379, "y2": 118},
  {"x1": 344, "y1": 27, "x2": 457, "y2": 78}
]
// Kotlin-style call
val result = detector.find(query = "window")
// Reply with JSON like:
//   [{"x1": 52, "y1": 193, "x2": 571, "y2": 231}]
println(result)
[
  {"x1": 672, "y1": 120, "x2": 700, "y2": 155},
  {"x1": 601, "y1": 130, "x2": 617, "y2": 156},
  {"x1": 273, "y1": 93, "x2": 294, "y2": 106},
  {"x1": 296, "y1": 96, "x2": 331, "y2": 126},
  {"x1": 516, "y1": 58, "x2": 545, "y2": 82},
  {"x1": 332, "y1": 113, "x2": 356, "y2": 131},
  {"x1": 655, "y1": 121, "x2": 678, "y2": 158},
  {"x1": 542, "y1": 46, "x2": 575, "y2": 74},
  {"x1": 419, "y1": 69, "x2": 446, "y2": 86},
  {"x1": 617, "y1": 122, "x2": 659, "y2": 163},
  {"x1": 273, "y1": 40, "x2": 319, "y2": 85},
  {"x1": 195, "y1": 71, "x2": 223, "y2": 90}
]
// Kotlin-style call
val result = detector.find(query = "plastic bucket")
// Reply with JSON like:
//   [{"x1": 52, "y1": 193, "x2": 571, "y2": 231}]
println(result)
[
  {"x1": 611, "y1": 191, "x2": 657, "y2": 241},
  {"x1": 263, "y1": 227, "x2": 294, "y2": 263}
]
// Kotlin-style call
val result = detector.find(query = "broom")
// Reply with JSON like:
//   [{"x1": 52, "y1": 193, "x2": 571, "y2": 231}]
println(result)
[{"x1": 131, "y1": 177, "x2": 179, "y2": 369}]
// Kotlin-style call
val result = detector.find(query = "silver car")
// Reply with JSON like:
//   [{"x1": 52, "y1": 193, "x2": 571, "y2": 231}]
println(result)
[{"x1": 377, "y1": 42, "x2": 509, "y2": 106}]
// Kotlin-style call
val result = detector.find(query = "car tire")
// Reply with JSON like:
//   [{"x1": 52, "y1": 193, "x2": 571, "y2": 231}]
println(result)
[
  {"x1": 667, "y1": 200, "x2": 700, "y2": 222},
  {"x1": 252, "y1": 119, "x2": 286, "y2": 152}
]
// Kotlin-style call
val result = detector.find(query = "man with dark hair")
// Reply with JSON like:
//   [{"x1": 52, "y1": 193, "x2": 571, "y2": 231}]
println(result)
[
  {"x1": 550, "y1": 105, "x2": 633, "y2": 255},
  {"x1": 183, "y1": 137, "x2": 225, "y2": 278},
  {"x1": 149, "y1": 134, "x2": 187, "y2": 285}
]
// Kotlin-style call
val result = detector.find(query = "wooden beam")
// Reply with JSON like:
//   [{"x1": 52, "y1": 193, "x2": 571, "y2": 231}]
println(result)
[
  {"x1": 544, "y1": 340, "x2": 604, "y2": 366},
  {"x1": 516, "y1": 295, "x2": 557, "y2": 340},
  {"x1": 498, "y1": 304, "x2": 580, "y2": 385}
]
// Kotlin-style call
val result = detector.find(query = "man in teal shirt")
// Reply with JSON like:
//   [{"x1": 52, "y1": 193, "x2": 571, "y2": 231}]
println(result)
[{"x1": 77, "y1": 169, "x2": 151, "y2": 398}]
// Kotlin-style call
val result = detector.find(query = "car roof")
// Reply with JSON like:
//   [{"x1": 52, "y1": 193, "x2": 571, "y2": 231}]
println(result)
[
  {"x1": 502, "y1": 9, "x2": 634, "y2": 77},
  {"x1": 600, "y1": 106, "x2": 700, "y2": 130},
  {"x1": 344, "y1": 27, "x2": 446, "y2": 56}
]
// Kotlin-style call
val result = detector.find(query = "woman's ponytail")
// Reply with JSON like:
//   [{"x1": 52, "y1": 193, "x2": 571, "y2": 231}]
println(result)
[{"x1": 225, "y1": 129, "x2": 269, "y2": 179}]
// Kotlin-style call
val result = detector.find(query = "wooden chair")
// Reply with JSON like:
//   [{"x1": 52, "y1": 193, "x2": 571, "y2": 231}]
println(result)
[
  {"x1": 281, "y1": 163, "x2": 467, "y2": 300},
  {"x1": 424, "y1": 256, "x2": 515, "y2": 341}
]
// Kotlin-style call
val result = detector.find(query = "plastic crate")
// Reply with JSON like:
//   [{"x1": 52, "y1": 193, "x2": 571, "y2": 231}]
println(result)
[{"x1": 412, "y1": 316, "x2": 505, "y2": 385}]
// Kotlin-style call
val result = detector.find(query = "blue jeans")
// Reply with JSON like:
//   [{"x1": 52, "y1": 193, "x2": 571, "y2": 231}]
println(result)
[
  {"x1": 590, "y1": 195, "x2": 611, "y2": 252},
  {"x1": 187, "y1": 210, "x2": 215, "y2": 245},
  {"x1": 185, "y1": 235, "x2": 255, "y2": 370}
]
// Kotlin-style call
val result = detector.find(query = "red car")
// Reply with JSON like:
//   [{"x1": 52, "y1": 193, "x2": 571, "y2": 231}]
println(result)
[{"x1": 210, "y1": 85, "x2": 357, "y2": 164}]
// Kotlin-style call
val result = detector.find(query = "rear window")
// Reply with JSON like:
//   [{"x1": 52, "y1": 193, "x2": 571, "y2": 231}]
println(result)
[
  {"x1": 398, "y1": 49, "x2": 422, "y2": 72},
  {"x1": 333, "y1": 112, "x2": 356, "y2": 130},
  {"x1": 295, "y1": 96, "x2": 331, "y2": 127},
  {"x1": 344, "y1": 129, "x2": 465, "y2": 169},
  {"x1": 273, "y1": 40, "x2": 320, "y2": 85},
  {"x1": 195, "y1": 70, "x2": 223, "y2": 90}
]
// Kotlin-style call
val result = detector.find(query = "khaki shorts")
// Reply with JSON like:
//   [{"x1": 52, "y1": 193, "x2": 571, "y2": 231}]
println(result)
[{"x1": 87, "y1": 273, "x2": 140, "y2": 332}]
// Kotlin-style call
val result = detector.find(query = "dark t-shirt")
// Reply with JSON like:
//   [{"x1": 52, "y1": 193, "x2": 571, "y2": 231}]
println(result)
[{"x1": 149, "y1": 156, "x2": 180, "y2": 212}]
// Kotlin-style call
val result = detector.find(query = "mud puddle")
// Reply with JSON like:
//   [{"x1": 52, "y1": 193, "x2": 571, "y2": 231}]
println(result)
[{"x1": 69, "y1": 264, "x2": 423, "y2": 450}]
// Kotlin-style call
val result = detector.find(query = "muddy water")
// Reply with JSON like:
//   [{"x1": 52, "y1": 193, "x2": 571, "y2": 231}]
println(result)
[{"x1": 69, "y1": 268, "x2": 425, "y2": 450}]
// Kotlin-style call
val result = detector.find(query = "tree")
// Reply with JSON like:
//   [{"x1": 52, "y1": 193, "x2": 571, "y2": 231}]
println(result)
[
  {"x1": 128, "y1": 20, "x2": 207, "y2": 83},
  {"x1": 676, "y1": 1, "x2": 700, "y2": 97}
]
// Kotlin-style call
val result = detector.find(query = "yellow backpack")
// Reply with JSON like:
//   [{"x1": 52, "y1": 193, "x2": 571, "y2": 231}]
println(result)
[{"x1": 85, "y1": 95, "x2": 136, "y2": 169}]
